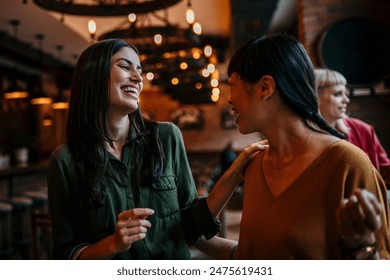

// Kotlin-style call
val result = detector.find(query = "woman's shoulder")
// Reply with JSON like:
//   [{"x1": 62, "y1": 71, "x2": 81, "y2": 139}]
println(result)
[
  {"x1": 322, "y1": 139, "x2": 371, "y2": 166},
  {"x1": 51, "y1": 143, "x2": 69, "y2": 155},
  {"x1": 49, "y1": 143, "x2": 72, "y2": 163},
  {"x1": 156, "y1": 121, "x2": 182, "y2": 136}
]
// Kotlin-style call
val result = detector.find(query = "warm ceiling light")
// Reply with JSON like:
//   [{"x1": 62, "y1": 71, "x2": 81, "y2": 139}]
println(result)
[
  {"x1": 204, "y1": 45, "x2": 212, "y2": 57},
  {"x1": 4, "y1": 91, "x2": 29, "y2": 99},
  {"x1": 186, "y1": 8, "x2": 195, "y2": 24},
  {"x1": 192, "y1": 51, "x2": 201, "y2": 59},
  {"x1": 88, "y1": 20, "x2": 96, "y2": 35},
  {"x1": 31, "y1": 97, "x2": 53, "y2": 105},
  {"x1": 163, "y1": 52, "x2": 172, "y2": 59},
  {"x1": 42, "y1": 117, "x2": 53, "y2": 127},
  {"x1": 211, "y1": 78, "x2": 219, "y2": 87},
  {"x1": 211, "y1": 94, "x2": 219, "y2": 102},
  {"x1": 52, "y1": 102, "x2": 69, "y2": 110},
  {"x1": 128, "y1": 13, "x2": 137, "y2": 23},
  {"x1": 201, "y1": 69, "x2": 210, "y2": 77},
  {"x1": 154, "y1": 34, "x2": 163, "y2": 45},
  {"x1": 212, "y1": 87, "x2": 220, "y2": 95},
  {"x1": 171, "y1": 78, "x2": 179, "y2": 85},
  {"x1": 146, "y1": 72, "x2": 154, "y2": 80},
  {"x1": 207, "y1": 64, "x2": 215, "y2": 73},
  {"x1": 195, "y1": 83, "x2": 202, "y2": 89},
  {"x1": 180, "y1": 62, "x2": 188, "y2": 70},
  {"x1": 192, "y1": 22, "x2": 202, "y2": 35}
]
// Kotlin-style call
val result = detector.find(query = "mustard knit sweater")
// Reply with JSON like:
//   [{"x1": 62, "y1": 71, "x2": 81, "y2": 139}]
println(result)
[{"x1": 236, "y1": 140, "x2": 390, "y2": 259}]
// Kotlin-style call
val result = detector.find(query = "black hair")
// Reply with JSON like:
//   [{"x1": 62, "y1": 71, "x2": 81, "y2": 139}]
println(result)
[
  {"x1": 66, "y1": 39, "x2": 164, "y2": 204},
  {"x1": 227, "y1": 33, "x2": 346, "y2": 139}
]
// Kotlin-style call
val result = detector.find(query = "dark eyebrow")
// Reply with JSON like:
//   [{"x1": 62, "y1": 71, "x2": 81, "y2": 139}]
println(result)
[{"x1": 114, "y1": 58, "x2": 142, "y2": 71}]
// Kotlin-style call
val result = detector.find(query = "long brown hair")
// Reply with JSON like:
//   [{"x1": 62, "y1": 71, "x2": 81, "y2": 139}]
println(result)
[{"x1": 67, "y1": 39, "x2": 164, "y2": 204}]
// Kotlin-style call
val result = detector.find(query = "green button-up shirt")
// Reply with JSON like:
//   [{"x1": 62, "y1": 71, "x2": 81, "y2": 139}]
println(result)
[{"x1": 48, "y1": 122, "x2": 219, "y2": 259}]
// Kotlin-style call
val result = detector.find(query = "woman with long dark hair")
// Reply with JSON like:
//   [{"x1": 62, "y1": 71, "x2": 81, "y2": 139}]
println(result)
[
  {"x1": 47, "y1": 39, "x2": 249, "y2": 259},
  {"x1": 197, "y1": 33, "x2": 390, "y2": 259}
]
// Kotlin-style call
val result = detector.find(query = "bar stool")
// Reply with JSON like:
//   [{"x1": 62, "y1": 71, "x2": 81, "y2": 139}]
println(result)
[
  {"x1": 8, "y1": 196, "x2": 33, "y2": 259},
  {"x1": 0, "y1": 202, "x2": 13, "y2": 259},
  {"x1": 21, "y1": 190, "x2": 49, "y2": 214},
  {"x1": 21, "y1": 190, "x2": 52, "y2": 259}
]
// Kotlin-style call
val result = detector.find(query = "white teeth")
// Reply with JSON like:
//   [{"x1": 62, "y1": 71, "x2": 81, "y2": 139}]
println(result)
[{"x1": 121, "y1": 86, "x2": 137, "y2": 94}]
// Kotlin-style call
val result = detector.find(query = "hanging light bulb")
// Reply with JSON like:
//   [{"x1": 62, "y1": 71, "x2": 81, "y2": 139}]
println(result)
[
  {"x1": 193, "y1": 22, "x2": 202, "y2": 35},
  {"x1": 212, "y1": 87, "x2": 220, "y2": 95},
  {"x1": 211, "y1": 94, "x2": 219, "y2": 102},
  {"x1": 128, "y1": 13, "x2": 137, "y2": 23},
  {"x1": 211, "y1": 78, "x2": 219, "y2": 87},
  {"x1": 186, "y1": 0, "x2": 195, "y2": 25},
  {"x1": 88, "y1": 20, "x2": 97, "y2": 43},
  {"x1": 192, "y1": 49, "x2": 201, "y2": 59},
  {"x1": 146, "y1": 72, "x2": 154, "y2": 81},
  {"x1": 207, "y1": 63, "x2": 216, "y2": 73},
  {"x1": 171, "y1": 78, "x2": 179, "y2": 85},
  {"x1": 154, "y1": 34, "x2": 163, "y2": 45},
  {"x1": 204, "y1": 45, "x2": 213, "y2": 57}
]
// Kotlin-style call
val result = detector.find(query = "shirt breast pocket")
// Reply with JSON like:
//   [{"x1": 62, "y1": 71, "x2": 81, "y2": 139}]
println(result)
[{"x1": 150, "y1": 175, "x2": 179, "y2": 218}]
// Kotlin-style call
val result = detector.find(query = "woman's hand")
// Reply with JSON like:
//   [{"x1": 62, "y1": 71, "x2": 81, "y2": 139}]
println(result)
[
  {"x1": 111, "y1": 208, "x2": 155, "y2": 253},
  {"x1": 336, "y1": 189, "x2": 382, "y2": 254},
  {"x1": 227, "y1": 140, "x2": 269, "y2": 182},
  {"x1": 206, "y1": 140, "x2": 268, "y2": 218}
]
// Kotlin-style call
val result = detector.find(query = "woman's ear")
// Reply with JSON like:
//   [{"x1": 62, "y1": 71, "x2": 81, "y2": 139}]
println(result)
[{"x1": 259, "y1": 75, "x2": 275, "y2": 100}]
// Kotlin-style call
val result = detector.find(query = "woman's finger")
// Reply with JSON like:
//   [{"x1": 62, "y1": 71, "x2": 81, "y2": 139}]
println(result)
[
  {"x1": 118, "y1": 208, "x2": 155, "y2": 221},
  {"x1": 355, "y1": 189, "x2": 382, "y2": 230}
]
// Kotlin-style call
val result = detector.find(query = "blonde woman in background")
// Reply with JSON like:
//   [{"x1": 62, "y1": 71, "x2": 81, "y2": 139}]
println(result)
[{"x1": 315, "y1": 68, "x2": 390, "y2": 184}]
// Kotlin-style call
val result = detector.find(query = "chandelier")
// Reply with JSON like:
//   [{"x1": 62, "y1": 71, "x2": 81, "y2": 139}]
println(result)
[
  {"x1": 33, "y1": 0, "x2": 225, "y2": 104},
  {"x1": 33, "y1": 0, "x2": 182, "y2": 16}
]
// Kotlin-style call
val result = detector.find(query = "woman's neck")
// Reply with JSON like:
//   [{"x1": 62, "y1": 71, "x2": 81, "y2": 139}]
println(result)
[
  {"x1": 106, "y1": 115, "x2": 130, "y2": 158},
  {"x1": 262, "y1": 116, "x2": 312, "y2": 161}
]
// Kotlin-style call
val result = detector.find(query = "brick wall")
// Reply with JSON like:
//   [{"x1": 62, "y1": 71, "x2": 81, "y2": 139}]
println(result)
[
  {"x1": 297, "y1": 0, "x2": 390, "y2": 66},
  {"x1": 297, "y1": 0, "x2": 390, "y2": 155}
]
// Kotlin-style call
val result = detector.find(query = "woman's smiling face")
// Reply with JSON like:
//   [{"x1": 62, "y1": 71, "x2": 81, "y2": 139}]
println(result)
[
  {"x1": 318, "y1": 84, "x2": 350, "y2": 123},
  {"x1": 108, "y1": 46, "x2": 143, "y2": 115}
]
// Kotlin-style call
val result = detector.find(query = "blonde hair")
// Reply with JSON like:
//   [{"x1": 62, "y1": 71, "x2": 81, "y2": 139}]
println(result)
[
  {"x1": 314, "y1": 68, "x2": 347, "y2": 91},
  {"x1": 314, "y1": 68, "x2": 349, "y2": 135}
]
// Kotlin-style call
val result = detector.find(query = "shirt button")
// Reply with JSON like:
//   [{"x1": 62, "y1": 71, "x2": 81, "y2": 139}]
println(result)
[{"x1": 127, "y1": 193, "x2": 133, "y2": 199}]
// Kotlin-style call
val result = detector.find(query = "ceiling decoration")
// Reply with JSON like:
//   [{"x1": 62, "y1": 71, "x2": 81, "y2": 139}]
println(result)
[
  {"x1": 98, "y1": 10, "x2": 226, "y2": 104},
  {"x1": 33, "y1": 0, "x2": 182, "y2": 16},
  {"x1": 33, "y1": 0, "x2": 227, "y2": 104}
]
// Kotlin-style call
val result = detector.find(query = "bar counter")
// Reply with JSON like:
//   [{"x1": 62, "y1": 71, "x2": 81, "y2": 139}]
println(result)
[{"x1": 0, "y1": 160, "x2": 48, "y2": 197}]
